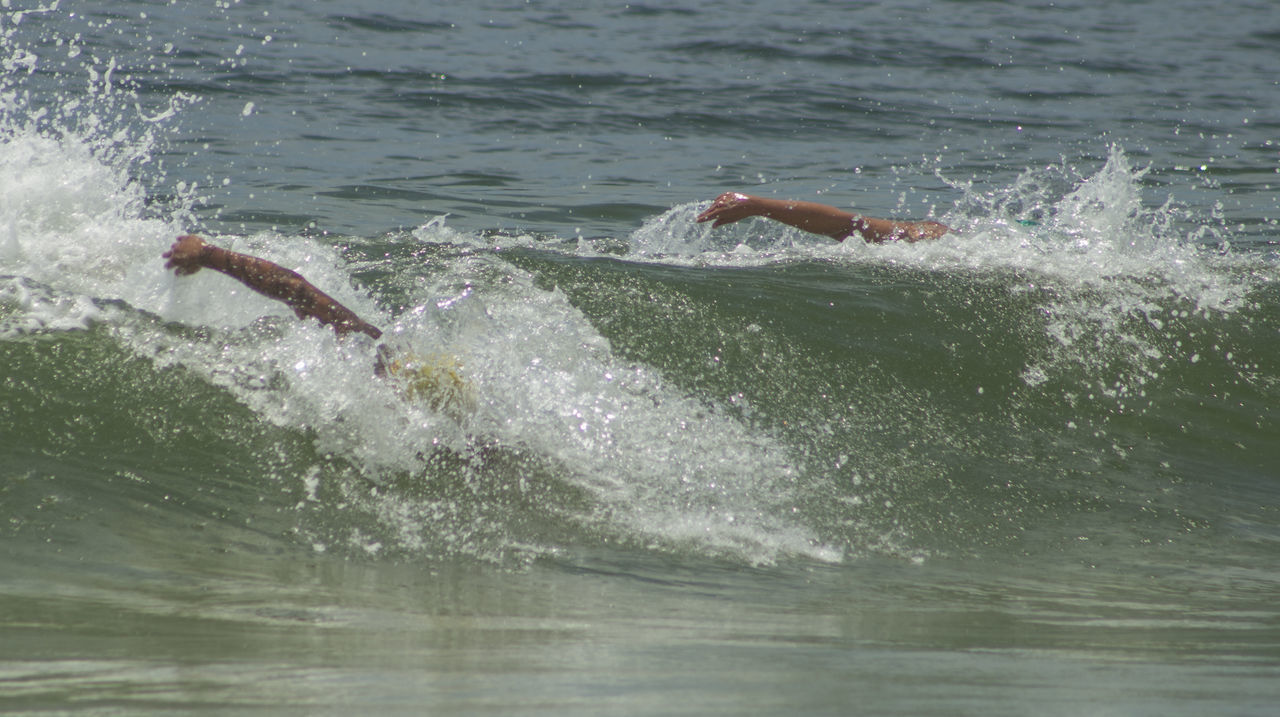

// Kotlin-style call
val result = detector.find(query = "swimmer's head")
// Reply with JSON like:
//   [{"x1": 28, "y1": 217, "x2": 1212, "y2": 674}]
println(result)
[{"x1": 383, "y1": 350, "x2": 476, "y2": 418}]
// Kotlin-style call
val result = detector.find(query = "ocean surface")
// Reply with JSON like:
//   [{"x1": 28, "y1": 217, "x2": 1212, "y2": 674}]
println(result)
[{"x1": 2, "y1": 0, "x2": 1279, "y2": 714}]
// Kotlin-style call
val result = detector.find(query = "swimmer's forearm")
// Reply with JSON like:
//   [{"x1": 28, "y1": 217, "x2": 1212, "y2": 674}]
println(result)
[
  {"x1": 198, "y1": 244, "x2": 383, "y2": 339},
  {"x1": 749, "y1": 197, "x2": 863, "y2": 240},
  {"x1": 699, "y1": 192, "x2": 949, "y2": 243}
]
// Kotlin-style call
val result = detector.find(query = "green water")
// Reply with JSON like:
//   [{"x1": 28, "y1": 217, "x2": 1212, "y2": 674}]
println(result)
[{"x1": 4, "y1": 233, "x2": 1279, "y2": 713}]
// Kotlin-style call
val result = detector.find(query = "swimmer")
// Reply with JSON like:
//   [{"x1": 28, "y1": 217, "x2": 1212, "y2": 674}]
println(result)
[
  {"x1": 696, "y1": 192, "x2": 949, "y2": 243},
  {"x1": 163, "y1": 234, "x2": 471, "y2": 414}
]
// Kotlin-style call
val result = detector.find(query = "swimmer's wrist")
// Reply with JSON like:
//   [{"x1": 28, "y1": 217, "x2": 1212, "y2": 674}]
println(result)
[
  {"x1": 753, "y1": 196, "x2": 786, "y2": 219},
  {"x1": 198, "y1": 243, "x2": 227, "y2": 271}
]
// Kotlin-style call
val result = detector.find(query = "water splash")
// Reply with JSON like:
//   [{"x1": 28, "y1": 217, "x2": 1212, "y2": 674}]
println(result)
[
  {"x1": 0, "y1": 72, "x2": 834, "y2": 569},
  {"x1": 628, "y1": 146, "x2": 1273, "y2": 416}
]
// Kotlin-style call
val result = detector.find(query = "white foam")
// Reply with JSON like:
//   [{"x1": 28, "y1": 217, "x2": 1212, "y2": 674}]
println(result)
[
  {"x1": 0, "y1": 276, "x2": 100, "y2": 337},
  {"x1": 0, "y1": 131, "x2": 180, "y2": 309}
]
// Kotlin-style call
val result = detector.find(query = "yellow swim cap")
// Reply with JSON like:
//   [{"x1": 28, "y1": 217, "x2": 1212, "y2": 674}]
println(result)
[{"x1": 386, "y1": 352, "x2": 475, "y2": 417}]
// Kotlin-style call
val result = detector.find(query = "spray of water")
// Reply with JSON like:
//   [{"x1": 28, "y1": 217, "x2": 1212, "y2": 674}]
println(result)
[{"x1": 0, "y1": 12, "x2": 838, "y2": 565}]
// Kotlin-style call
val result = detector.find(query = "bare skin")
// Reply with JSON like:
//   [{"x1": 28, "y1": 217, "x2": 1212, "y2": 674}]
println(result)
[
  {"x1": 162, "y1": 234, "x2": 382, "y2": 340},
  {"x1": 695, "y1": 192, "x2": 949, "y2": 243}
]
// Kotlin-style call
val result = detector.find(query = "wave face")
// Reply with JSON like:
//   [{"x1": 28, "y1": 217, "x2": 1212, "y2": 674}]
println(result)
[{"x1": 4, "y1": 124, "x2": 1276, "y2": 570}]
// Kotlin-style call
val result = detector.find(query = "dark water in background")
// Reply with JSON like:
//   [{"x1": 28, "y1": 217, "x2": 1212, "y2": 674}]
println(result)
[{"x1": 2, "y1": 1, "x2": 1280, "y2": 714}]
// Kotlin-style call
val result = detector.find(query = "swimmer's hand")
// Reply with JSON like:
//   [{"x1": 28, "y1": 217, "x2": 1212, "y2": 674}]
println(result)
[
  {"x1": 163, "y1": 234, "x2": 208, "y2": 276},
  {"x1": 695, "y1": 192, "x2": 762, "y2": 228}
]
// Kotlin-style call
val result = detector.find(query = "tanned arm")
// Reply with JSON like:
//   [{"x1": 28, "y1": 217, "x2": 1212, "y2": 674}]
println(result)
[
  {"x1": 695, "y1": 192, "x2": 949, "y2": 243},
  {"x1": 163, "y1": 234, "x2": 382, "y2": 340}
]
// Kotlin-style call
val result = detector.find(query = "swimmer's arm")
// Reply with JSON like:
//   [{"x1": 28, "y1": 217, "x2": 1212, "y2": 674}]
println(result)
[
  {"x1": 163, "y1": 234, "x2": 382, "y2": 339},
  {"x1": 696, "y1": 192, "x2": 948, "y2": 243}
]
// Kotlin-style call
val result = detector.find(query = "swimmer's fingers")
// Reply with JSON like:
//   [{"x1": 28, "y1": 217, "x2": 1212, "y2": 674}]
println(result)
[
  {"x1": 696, "y1": 192, "x2": 756, "y2": 227},
  {"x1": 163, "y1": 235, "x2": 207, "y2": 275}
]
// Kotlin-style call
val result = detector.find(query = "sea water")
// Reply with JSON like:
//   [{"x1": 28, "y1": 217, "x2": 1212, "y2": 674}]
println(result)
[{"x1": 2, "y1": 1, "x2": 1279, "y2": 714}]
